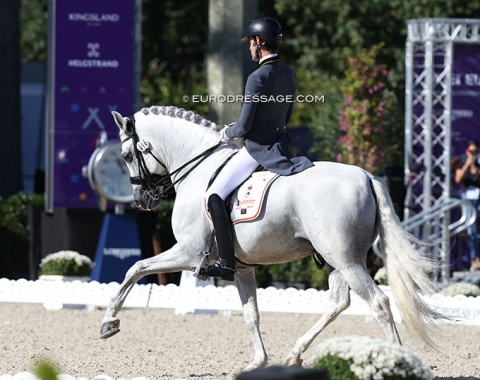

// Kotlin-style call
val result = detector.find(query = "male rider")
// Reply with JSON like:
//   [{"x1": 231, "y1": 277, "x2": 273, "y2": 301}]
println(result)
[{"x1": 200, "y1": 17, "x2": 313, "y2": 281}]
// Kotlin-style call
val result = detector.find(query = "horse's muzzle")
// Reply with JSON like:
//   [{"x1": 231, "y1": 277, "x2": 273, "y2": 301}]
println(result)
[{"x1": 133, "y1": 186, "x2": 163, "y2": 211}]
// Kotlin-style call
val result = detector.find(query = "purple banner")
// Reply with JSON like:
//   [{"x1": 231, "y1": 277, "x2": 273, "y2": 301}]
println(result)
[
  {"x1": 50, "y1": 0, "x2": 137, "y2": 208},
  {"x1": 451, "y1": 43, "x2": 480, "y2": 198},
  {"x1": 451, "y1": 43, "x2": 480, "y2": 156}
]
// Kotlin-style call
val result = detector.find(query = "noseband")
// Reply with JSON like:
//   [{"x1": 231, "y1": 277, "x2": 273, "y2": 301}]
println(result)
[
  {"x1": 122, "y1": 115, "x2": 221, "y2": 201},
  {"x1": 122, "y1": 116, "x2": 173, "y2": 201}
]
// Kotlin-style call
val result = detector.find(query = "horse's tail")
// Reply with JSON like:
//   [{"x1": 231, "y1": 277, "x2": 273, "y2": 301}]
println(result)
[{"x1": 371, "y1": 178, "x2": 444, "y2": 349}]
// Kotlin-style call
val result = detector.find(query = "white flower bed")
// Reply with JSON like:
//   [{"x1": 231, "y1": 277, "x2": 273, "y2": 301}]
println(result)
[
  {"x1": 313, "y1": 336, "x2": 433, "y2": 380},
  {"x1": 40, "y1": 250, "x2": 93, "y2": 268},
  {"x1": 440, "y1": 282, "x2": 480, "y2": 297}
]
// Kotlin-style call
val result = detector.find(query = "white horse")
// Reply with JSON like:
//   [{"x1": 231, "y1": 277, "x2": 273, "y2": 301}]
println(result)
[{"x1": 101, "y1": 105, "x2": 443, "y2": 370}]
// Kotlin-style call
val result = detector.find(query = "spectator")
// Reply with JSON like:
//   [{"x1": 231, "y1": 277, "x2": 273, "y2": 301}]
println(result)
[{"x1": 455, "y1": 140, "x2": 480, "y2": 271}]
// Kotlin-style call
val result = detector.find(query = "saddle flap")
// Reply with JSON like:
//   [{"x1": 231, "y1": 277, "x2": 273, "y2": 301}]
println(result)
[{"x1": 230, "y1": 172, "x2": 279, "y2": 224}]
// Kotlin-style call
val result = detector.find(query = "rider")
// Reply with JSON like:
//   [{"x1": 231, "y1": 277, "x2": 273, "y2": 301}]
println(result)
[{"x1": 199, "y1": 17, "x2": 314, "y2": 281}]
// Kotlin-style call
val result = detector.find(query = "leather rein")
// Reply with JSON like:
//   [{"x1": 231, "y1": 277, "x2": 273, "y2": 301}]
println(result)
[{"x1": 121, "y1": 115, "x2": 221, "y2": 201}]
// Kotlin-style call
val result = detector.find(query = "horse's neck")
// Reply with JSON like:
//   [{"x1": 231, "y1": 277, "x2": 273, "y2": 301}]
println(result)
[{"x1": 144, "y1": 114, "x2": 227, "y2": 180}]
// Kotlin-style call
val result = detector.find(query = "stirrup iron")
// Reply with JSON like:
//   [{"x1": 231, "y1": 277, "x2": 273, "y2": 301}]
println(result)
[{"x1": 193, "y1": 232, "x2": 214, "y2": 279}]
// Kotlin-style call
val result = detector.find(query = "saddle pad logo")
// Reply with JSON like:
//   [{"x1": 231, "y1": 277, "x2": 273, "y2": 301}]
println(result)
[{"x1": 230, "y1": 172, "x2": 279, "y2": 224}]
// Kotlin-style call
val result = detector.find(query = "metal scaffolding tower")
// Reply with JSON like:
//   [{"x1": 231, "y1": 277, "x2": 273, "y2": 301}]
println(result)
[{"x1": 404, "y1": 19, "x2": 480, "y2": 281}]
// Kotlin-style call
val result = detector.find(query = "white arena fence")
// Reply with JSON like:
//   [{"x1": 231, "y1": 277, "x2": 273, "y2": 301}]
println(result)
[{"x1": 0, "y1": 273, "x2": 479, "y2": 325}]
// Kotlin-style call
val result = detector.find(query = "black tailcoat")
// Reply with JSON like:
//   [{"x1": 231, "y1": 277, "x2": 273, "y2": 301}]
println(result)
[{"x1": 226, "y1": 56, "x2": 314, "y2": 175}]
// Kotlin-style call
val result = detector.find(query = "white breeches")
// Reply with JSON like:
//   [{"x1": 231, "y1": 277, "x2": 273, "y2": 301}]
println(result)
[{"x1": 206, "y1": 146, "x2": 259, "y2": 201}]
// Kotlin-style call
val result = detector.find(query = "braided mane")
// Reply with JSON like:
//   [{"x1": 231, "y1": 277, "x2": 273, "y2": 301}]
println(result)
[{"x1": 140, "y1": 105, "x2": 220, "y2": 131}]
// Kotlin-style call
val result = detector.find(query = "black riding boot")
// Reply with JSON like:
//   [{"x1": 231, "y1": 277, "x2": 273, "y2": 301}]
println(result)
[{"x1": 199, "y1": 194, "x2": 236, "y2": 281}]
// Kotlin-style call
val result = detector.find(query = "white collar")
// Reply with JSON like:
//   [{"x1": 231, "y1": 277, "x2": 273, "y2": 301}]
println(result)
[{"x1": 259, "y1": 53, "x2": 278, "y2": 64}]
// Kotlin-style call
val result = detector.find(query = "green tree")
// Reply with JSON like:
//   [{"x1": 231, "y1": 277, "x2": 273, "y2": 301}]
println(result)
[
  {"x1": 337, "y1": 45, "x2": 402, "y2": 174},
  {"x1": 140, "y1": 0, "x2": 208, "y2": 113},
  {"x1": 289, "y1": 69, "x2": 342, "y2": 161},
  {"x1": 272, "y1": 0, "x2": 480, "y2": 161},
  {"x1": 20, "y1": 0, "x2": 48, "y2": 62},
  {"x1": 274, "y1": 0, "x2": 480, "y2": 90}
]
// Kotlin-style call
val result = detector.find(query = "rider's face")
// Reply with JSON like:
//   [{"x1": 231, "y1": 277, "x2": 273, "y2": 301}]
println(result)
[{"x1": 249, "y1": 37, "x2": 260, "y2": 61}]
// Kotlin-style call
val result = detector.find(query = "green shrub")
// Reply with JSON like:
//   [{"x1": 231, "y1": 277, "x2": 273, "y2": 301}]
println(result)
[
  {"x1": 313, "y1": 336, "x2": 433, "y2": 380},
  {"x1": 0, "y1": 192, "x2": 43, "y2": 238},
  {"x1": 39, "y1": 250, "x2": 93, "y2": 276},
  {"x1": 337, "y1": 44, "x2": 403, "y2": 175},
  {"x1": 0, "y1": 192, "x2": 44, "y2": 278},
  {"x1": 254, "y1": 266, "x2": 271, "y2": 288},
  {"x1": 267, "y1": 257, "x2": 329, "y2": 290},
  {"x1": 34, "y1": 359, "x2": 59, "y2": 380},
  {"x1": 314, "y1": 354, "x2": 358, "y2": 380}
]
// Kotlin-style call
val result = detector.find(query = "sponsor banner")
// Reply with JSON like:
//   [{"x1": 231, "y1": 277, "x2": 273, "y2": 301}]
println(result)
[
  {"x1": 451, "y1": 43, "x2": 480, "y2": 157},
  {"x1": 47, "y1": 0, "x2": 138, "y2": 208},
  {"x1": 451, "y1": 44, "x2": 480, "y2": 199}
]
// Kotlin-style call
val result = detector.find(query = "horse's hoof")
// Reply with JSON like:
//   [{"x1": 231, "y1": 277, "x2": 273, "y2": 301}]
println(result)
[
  {"x1": 100, "y1": 319, "x2": 121, "y2": 339},
  {"x1": 285, "y1": 356, "x2": 303, "y2": 367}
]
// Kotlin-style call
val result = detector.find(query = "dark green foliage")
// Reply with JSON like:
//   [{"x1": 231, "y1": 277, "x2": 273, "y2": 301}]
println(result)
[
  {"x1": 274, "y1": 0, "x2": 480, "y2": 89},
  {"x1": 39, "y1": 257, "x2": 92, "y2": 276},
  {"x1": 289, "y1": 69, "x2": 343, "y2": 161},
  {"x1": 0, "y1": 192, "x2": 43, "y2": 238},
  {"x1": 273, "y1": 0, "x2": 480, "y2": 164},
  {"x1": 337, "y1": 44, "x2": 403, "y2": 173},
  {"x1": 34, "y1": 359, "x2": 59, "y2": 380},
  {"x1": 313, "y1": 354, "x2": 358, "y2": 380},
  {"x1": 140, "y1": 0, "x2": 208, "y2": 113},
  {"x1": 267, "y1": 257, "x2": 329, "y2": 290},
  {"x1": 20, "y1": 0, "x2": 48, "y2": 61},
  {"x1": 0, "y1": 192, "x2": 43, "y2": 278}
]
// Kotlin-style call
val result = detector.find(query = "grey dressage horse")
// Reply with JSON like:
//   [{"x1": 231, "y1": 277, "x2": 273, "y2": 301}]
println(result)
[{"x1": 100, "y1": 105, "x2": 444, "y2": 370}]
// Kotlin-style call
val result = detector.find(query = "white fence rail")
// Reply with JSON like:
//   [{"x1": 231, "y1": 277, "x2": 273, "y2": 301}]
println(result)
[{"x1": 1, "y1": 277, "x2": 479, "y2": 325}]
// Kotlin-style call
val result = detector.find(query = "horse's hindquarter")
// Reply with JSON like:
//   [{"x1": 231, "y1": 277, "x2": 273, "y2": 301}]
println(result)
[{"x1": 233, "y1": 162, "x2": 377, "y2": 266}]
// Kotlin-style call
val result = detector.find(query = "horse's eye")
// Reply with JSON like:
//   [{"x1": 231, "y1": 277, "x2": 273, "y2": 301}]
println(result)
[{"x1": 122, "y1": 152, "x2": 133, "y2": 163}]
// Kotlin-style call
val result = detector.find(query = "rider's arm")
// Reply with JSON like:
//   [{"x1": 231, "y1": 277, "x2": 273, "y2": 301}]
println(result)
[{"x1": 225, "y1": 73, "x2": 261, "y2": 139}]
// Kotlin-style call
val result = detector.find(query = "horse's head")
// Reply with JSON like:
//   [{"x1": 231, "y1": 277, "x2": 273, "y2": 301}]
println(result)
[{"x1": 112, "y1": 110, "x2": 171, "y2": 211}]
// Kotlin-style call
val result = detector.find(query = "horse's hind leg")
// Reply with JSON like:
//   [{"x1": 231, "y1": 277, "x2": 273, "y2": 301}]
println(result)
[
  {"x1": 340, "y1": 264, "x2": 402, "y2": 345},
  {"x1": 286, "y1": 270, "x2": 350, "y2": 366},
  {"x1": 235, "y1": 268, "x2": 268, "y2": 371}
]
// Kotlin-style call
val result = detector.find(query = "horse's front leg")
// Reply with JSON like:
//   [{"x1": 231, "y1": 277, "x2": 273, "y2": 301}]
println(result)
[
  {"x1": 235, "y1": 267, "x2": 268, "y2": 371},
  {"x1": 100, "y1": 244, "x2": 191, "y2": 339}
]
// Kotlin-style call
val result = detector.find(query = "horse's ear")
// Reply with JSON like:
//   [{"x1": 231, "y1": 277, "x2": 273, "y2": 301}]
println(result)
[{"x1": 111, "y1": 111, "x2": 126, "y2": 132}]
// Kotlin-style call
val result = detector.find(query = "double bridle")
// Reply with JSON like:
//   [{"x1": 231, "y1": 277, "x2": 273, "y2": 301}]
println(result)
[{"x1": 121, "y1": 115, "x2": 221, "y2": 201}]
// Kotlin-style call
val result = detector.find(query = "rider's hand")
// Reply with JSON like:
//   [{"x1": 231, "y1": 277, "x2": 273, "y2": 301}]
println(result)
[{"x1": 219, "y1": 125, "x2": 234, "y2": 143}]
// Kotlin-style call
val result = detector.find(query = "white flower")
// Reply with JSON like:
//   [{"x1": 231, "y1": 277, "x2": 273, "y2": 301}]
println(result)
[
  {"x1": 374, "y1": 266, "x2": 388, "y2": 285},
  {"x1": 40, "y1": 250, "x2": 93, "y2": 267},
  {"x1": 439, "y1": 282, "x2": 480, "y2": 297},
  {"x1": 313, "y1": 335, "x2": 433, "y2": 380},
  {"x1": 39, "y1": 250, "x2": 93, "y2": 276}
]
